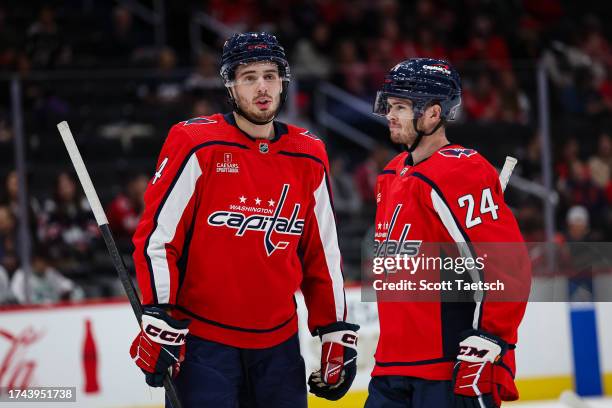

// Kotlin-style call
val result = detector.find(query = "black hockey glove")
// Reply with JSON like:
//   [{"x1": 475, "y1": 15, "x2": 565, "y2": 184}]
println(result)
[
  {"x1": 130, "y1": 307, "x2": 190, "y2": 387},
  {"x1": 308, "y1": 322, "x2": 359, "y2": 401}
]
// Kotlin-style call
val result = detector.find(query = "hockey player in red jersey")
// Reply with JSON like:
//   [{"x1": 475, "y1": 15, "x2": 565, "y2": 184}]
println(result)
[
  {"x1": 364, "y1": 59, "x2": 531, "y2": 408},
  {"x1": 128, "y1": 32, "x2": 359, "y2": 407}
]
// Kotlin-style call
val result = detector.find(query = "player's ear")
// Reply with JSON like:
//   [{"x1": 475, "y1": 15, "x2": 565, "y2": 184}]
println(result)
[{"x1": 430, "y1": 104, "x2": 441, "y2": 119}]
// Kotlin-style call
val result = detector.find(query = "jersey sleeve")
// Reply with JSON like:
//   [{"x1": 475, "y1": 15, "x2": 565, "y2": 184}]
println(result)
[
  {"x1": 132, "y1": 124, "x2": 204, "y2": 307},
  {"x1": 424, "y1": 158, "x2": 530, "y2": 386},
  {"x1": 298, "y1": 150, "x2": 347, "y2": 335}
]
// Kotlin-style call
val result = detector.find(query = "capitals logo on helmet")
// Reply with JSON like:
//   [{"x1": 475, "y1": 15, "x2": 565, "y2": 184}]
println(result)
[{"x1": 373, "y1": 58, "x2": 462, "y2": 121}]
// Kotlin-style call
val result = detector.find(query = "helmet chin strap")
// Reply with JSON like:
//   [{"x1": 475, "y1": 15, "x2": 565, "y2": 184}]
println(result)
[{"x1": 405, "y1": 117, "x2": 444, "y2": 152}]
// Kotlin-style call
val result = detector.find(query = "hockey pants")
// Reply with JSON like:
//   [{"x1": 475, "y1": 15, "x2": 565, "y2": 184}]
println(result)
[
  {"x1": 365, "y1": 376, "x2": 455, "y2": 408},
  {"x1": 168, "y1": 333, "x2": 307, "y2": 408}
]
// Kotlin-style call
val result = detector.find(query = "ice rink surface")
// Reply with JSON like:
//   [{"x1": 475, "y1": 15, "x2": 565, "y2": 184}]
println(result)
[
  {"x1": 307, "y1": 394, "x2": 612, "y2": 408},
  {"x1": 509, "y1": 397, "x2": 612, "y2": 407}
]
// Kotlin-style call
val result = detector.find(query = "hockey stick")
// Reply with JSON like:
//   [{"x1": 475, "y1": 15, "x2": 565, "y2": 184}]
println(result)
[
  {"x1": 499, "y1": 156, "x2": 517, "y2": 192},
  {"x1": 56, "y1": 121, "x2": 183, "y2": 408}
]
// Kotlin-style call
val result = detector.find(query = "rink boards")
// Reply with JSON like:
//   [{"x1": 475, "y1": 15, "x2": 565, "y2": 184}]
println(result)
[{"x1": 0, "y1": 288, "x2": 610, "y2": 407}]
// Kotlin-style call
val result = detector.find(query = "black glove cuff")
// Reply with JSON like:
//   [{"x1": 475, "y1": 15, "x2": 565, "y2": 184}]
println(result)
[
  {"x1": 314, "y1": 321, "x2": 360, "y2": 338},
  {"x1": 143, "y1": 306, "x2": 190, "y2": 330}
]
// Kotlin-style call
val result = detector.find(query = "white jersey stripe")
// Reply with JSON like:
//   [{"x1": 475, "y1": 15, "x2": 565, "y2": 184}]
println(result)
[
  {"x1": 313, "y1": 174, "x2": 345, "y2": 321},
  {"x1": 430, "y1": 189, "x2": 483, "y2": 329},
  {"x1": 147, "y1": 154, "x2": 202, "y2": 304}
]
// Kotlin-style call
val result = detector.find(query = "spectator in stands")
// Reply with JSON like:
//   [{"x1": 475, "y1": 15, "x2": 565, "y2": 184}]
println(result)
[
  {"x1": 454, "y1": 14, "x2": 511, "y2": 71},
  {"x1": 207, "y1": 0, "x2": 256, "y2": 32},
  {"x1": 292, "y1": 22, "x2": 332, "y2": 80},
  {"x1": 138, "y1": 47, "x2": 183, "y2": 104},
  {"x1": 366, "y1": 33, "x2": 396, "y2": 94},
  {"x1": 0, "y1": 264, "x2": 13, "y2": 304},
  {"x1": 185, "y1": 51, "x2": 221, "y2": 97},
  {"x1": 599, "y1": 67, "x2": 612, "y2": 114},
  {"x1": 562, "y1": 205, "x2": 598, "y2": 301},
  {"x1": 516, "y1": 201, "x2": 545, "y2": 242},
  {"x1": 565, "y1": 205, "x2": 592, "y2": 242},
  {"x1": 11, "y1": 245, "x2": 83, "y2": 304},
  {"x1": 515, "y1": 15, "x2": 544, "y2": 61},
  {"x1": 556, "y1": 137, "x2": 580, "y2": 182},
  {"x1": 1, "y1": 170, "x2": 41, "y2": 239},
  {"x1": 106, "y1": 5, "x2": 145, "y2": 66},
  {"x1": 567, "y1": 67, "x2": 607, "y2": 117},
  {"x1": 332, "y1": 39, "x2": 368, "y2": 98},
  {"x1": 0, "y1": 113, "x2": 11, "y2": 143},
  {"x1": 383, "y1": 20, "x2": 414, "y2": 62},
  {"x1": 191, "y1": 99, "x2": 216, "y2": 118},
  {"x1": 0, "y1": 6, "x2": 18, "y2": 70},
  {"x1": 329, "y1": 156, "x2": 362, "y2": 221},
  {"x1": 559, "y1": 160, "x2": 606, "y2": 235},
  {"x1": 39, "y1": 171, "x2": 99, "y2": 263},
  {"x1": 0, "y1": 205, "x2": 18, "y2": 275},
  {"x1": 25, "y1": 5, "x2": 71, "y2": 69},
  {"x1": 412, "y1": 26, "x2": 447, "y2": 61},
  {"x1": 588, "y1": 132, "x2": 611, "y2": 189},
  {"x1": 106, "y1": 173, "x2": 148, "y2": 242},
  {"x1": 412, "y1": 0, "x2": 438, "y2": 28},
  {"x1": 499, "y1": 69, "x2": 531, "y2": 124},
  {"x1": 462, "y1": 71, "x2": 502, "y2": 121},
  {"x1": 580, "y1": 15, "x2": 612, "y2": 69},
  {"x1": 520, "y1": 133, "x2": 542, "y2": 182},
  {"x1": 542, "y1": 35, "x2": 606, "y2": 117}
]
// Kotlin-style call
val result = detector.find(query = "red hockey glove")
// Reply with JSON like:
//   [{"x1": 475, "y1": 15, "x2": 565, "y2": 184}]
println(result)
[
  {"x1": 308, "y1": 322, "x2": 359, "y2": 401},
  {"x1": 129, "y1": 307, "x2": 190, "y2": 387},
  {"x1": 453, "y1": 330, "x2": 510, "y2": 408}
]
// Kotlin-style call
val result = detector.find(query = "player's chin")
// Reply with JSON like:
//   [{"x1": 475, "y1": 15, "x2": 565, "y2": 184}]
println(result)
[
  {"x1": 389, "y1": 130, "x2": 404, "y2": 144},
  {"x1": 252, "y1": 105, "x2": 277, "y2": 121},
  {"x1": 250, "y1": 110, "x2": 275, "y2": 122}
]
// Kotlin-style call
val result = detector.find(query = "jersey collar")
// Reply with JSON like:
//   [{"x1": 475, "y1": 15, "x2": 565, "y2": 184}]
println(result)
[{"x1": 404, "y1": 142, "x2": 454, "y2": 167}]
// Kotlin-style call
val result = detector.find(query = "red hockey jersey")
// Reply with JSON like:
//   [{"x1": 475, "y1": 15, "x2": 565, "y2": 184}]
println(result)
[
  {"x1": 132, "y1": 113, "x2": 347, "y2": 349},
  {"x1": 372, "y1": 144, "x2": 530, "y2": 399}
]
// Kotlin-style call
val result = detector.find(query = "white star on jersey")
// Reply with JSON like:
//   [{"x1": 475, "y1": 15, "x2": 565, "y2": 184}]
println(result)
[
  {"x1": 268, "y1": 199, "x2": 275, "y2": 207},
  {"x1": 255, "y1": 198, "x2": 261, "y2": 205},
  {"x1": 239, "y1": 196, "x2": 246, "y2": 203}
]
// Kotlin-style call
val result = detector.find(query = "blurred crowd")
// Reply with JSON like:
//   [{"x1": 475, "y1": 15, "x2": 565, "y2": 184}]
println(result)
[
  {"x1": 0, "y1": 170, "x2": 148, "y2": 304},
  {"x1": 0, "y1": 0, "x2": 611, "y2": 303}
]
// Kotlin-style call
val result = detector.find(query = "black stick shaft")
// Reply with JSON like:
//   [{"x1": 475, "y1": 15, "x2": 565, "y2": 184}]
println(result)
[
  {"x1": 57, "y1": 121, "x2": 182, "y2": 408},
  {"x1": 100, "y1": 225, "x2": 182, "y2": 408}
]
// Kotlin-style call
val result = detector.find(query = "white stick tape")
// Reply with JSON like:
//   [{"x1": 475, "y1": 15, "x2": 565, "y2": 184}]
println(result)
[
  {"x1": 499, "y1": 156, "x2": 518, "y2": 192},
  {"x1": 56, "y1": 121, "x2": 108, "y2": 226}
]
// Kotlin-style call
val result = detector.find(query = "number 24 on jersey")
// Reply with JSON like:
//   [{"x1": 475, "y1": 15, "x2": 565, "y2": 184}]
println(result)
[{"x1": 457, "y1": 188, "x2": 499, "y2": 228}]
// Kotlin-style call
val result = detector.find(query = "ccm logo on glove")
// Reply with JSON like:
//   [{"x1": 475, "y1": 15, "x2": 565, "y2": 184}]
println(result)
[
  {"x1": 141, "y1": 313, "x2": 188, "y2": 345},
  {"x1": 342, "y1": 333, "x2": 358, "y2": 346},
  {"x1": 459, "y1": 344, "x2": 499, "y2": 361},
  {"x1": 144, "y1": 324, "x2": 187, "y2": 344}
]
